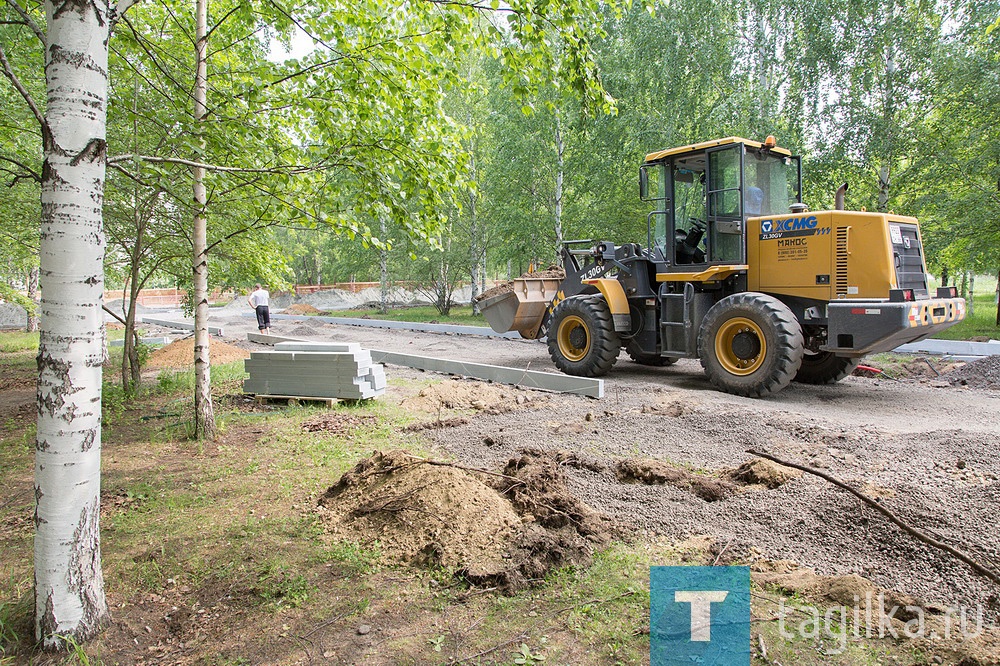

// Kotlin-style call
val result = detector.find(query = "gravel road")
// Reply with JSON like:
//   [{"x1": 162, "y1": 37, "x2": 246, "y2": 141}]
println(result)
[{"x1": 207, "y1": 311, "x2": 1000, "y2": 618}]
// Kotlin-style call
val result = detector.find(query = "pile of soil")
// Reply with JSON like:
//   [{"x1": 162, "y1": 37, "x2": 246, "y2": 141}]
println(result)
[
  {"x1": 399, "y1": 380, "x2": 535, "y2": 414},
  {"x1": 283, "y1": 303, "x2": 321, "y2": 315},
  {"x1": 146, "y1": 338, "x2": 250, "y2": 370},
  {"x1": 614, "y1": 458, "x2": 735, "y2": 502},
  {"x1": 895, "y1": 357, "x2": 964, "y2": 379},
  {"x1": 728, "y1": 458, "x2": 801, "y2": 489},
  {"x1": 317, "y1": 448, "x2": 612, "y2": 592},
  {"x1": 940, "y1": 356, "x2": 1000, "y2": 390},
  {"x1": 474, "y1": 266, "x2": 567, "y2": 303}
]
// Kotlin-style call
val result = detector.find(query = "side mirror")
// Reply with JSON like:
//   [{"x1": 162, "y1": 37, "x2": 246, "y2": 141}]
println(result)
[{"x1": 639, "y1": 167, "x2": 649, "y2": 201}]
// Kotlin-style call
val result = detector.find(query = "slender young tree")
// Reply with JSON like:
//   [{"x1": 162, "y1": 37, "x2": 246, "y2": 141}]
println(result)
[{"x1": 191, "y1": 0, "x2": 215, "y2": 438}]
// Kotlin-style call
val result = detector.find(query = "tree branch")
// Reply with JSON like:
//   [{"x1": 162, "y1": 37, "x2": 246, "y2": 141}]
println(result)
[
  {"x1": 107, "y1": 153, "x2": 318, "y2": 175},
  {"x1": 0, "y1": 44, "x2": 46, "y2": 132},
  {"x1": 0, "y1": 154, "x2": 41, "y2": 183},
  {"x1": 747, "y1": 450, "x2": 1000, "y2": 587},
  {"x1": 102, "y1": 305, "x2": 127, "y2": 325},
  {"x1": 3, "y1": 0, "x2": 43, "y2": 42}
]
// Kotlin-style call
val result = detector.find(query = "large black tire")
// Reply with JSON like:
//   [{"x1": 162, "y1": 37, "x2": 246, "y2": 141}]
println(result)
[
  {"x1": 794, "y1": 351, "x2": 859, "y2": 384},
  {"x1": 698, "y1": 293, "x2": 804, "y2": 397},
  {"x1": 625, "y1": 341, "x2": 677, "y2": 366},
  {"x1": 547, "y1": 295, "x2": 620, "y2": 377}
]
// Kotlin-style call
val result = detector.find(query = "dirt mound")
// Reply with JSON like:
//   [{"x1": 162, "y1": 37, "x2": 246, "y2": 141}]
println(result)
[
  {"x1": 615, "y1": 458, "x2": 735, "y2": 502},
  {"x1": 399, "y1": 380, "x2": 532, "y2": 414},
  {"x1": 728, "y1": 458, "x2": 801, "y2": 489},
  {"x1": 492, "y1": 449, "x2": 612, "y2": 540},
  {"x1": 317, "y1": 449, "x2": 611, "y2": 592},
  {"x1": 319, "y1": 450, "x2": 521, "y2": 574},
  {"x1": 755, "y1": 567, "x2": 878, "y2": 606},
  {"x1": 474, "y1": 267, "x2": 567, "y2": 302},
  {"x1": 476, "y1": 281, "x2": 514, "y2": 302},
  {"x1": 941, "y1": 356, "x2": 1000, "y2": 390},
  {"x1": 146, "y1": 337, "x2": 250, "y2": 369},
  {"x1": 283, "y1": 303, "x2": 321, "y2": 315}
]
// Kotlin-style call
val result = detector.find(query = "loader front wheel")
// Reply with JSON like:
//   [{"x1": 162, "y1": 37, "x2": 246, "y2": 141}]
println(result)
[
  {"x1": 548, "y1": 295, "x2": 620, "y2": 377},
  {"x1": 698, "y1": 293, "x2": 804, "y2": 397},
  {"x1": 794, "y1": 351, "x2": 859, "y2": 384}
]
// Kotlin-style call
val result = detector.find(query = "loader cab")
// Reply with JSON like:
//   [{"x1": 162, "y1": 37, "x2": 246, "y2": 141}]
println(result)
[{"x1": 639, "y1": 137, "x2": 802, "y2": 272}]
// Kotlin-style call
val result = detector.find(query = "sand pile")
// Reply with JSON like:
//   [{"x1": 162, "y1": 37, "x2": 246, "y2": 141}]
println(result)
[
  {"x1": 146, "y1": 337, "x2": 250, "y2": 369},
  {"x1": 283, "y1": 303, "x2": 321, "y2": 315},
  {"x1": 317, "y1": 448, "x2": 613, "y2": 591},
  {"x1": 475, "y1": 266, "x2": 566, "y2": 303},
  {"x1": 400, "y1": 380, "x2": 537, "y2": 414}
]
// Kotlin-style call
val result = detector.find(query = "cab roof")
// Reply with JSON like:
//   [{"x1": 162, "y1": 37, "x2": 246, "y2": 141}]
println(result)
[{"x1": 643, "y1": 136, "x2": 793, "y2": 163}]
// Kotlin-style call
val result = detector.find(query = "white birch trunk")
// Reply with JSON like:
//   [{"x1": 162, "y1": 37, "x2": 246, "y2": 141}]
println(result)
[
  {"x1": 26, "y1": 266, "x2": 39, "y2": 332},
  {"x1": 553, "y1": 112, "x2": 565, "y2": 261},
  {"x1": 968, "y1": 271, "x2": 975, "y2": 316},
  {"x1": 35, "y1": 0, "x2": 110, "y2": 646},
  {"x1": 192, "y1": 0, "x2": 215, "y2": 438},
  {"x1": 379, "y1": 216, "x2": 389, "y2": 314},
  {"x1": 468, "y1": 149, "x2": 480, "y2": 314}
]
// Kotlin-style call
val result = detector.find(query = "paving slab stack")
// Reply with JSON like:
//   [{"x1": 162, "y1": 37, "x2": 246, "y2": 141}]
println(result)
[{"x1": 243, "y1": 341, "x2": 386, "y2": 400}]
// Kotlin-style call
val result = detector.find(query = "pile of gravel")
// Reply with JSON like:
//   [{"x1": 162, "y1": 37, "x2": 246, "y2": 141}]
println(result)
[{"x1": 941, "y1": 356, "x2": 1000, "y2": 390}]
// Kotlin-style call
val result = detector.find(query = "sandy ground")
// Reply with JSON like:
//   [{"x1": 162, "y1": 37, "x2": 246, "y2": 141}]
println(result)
[{"x1": 173, "y1": 311, "x2": 1000, "y2": 619}]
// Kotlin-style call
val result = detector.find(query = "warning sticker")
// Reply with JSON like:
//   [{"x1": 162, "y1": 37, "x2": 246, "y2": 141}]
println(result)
[{"x1": 889, "y1": 225, "x2": 903, "y2": 245}]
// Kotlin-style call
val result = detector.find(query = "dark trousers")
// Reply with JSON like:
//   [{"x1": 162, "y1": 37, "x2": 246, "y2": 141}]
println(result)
[{"x1": 255, "y1": 305, "x2": 270, "y2": 330}]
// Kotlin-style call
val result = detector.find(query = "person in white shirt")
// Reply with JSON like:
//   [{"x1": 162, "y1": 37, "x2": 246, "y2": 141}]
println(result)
[{"x1": 248, "y1": 283, "x2": 271, "y2": 334}]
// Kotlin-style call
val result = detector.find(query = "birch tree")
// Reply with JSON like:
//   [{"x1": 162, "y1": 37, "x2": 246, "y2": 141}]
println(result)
[{"x1": 21, "y1": 0, "x2": 130, "y2": 647}]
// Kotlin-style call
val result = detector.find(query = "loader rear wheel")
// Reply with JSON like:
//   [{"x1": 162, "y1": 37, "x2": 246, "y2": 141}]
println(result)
[
  {"x1": 548, "y1": 295, "x2": 620, "y2": 377},
  {"x1": 698, "y1": 293, "x2": 804, "y2": 397},
  {"x1": 626, "y1": 341, "x2": 677, "y2": 366},
  {"x1": 794, "y1": 351, "x2": 859, "y2": 384}
]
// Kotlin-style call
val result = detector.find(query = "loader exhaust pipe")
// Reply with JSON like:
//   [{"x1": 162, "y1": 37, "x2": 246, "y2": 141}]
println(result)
[{"x1": 835, "y1": 182, "x2": 849, "y2": 210}]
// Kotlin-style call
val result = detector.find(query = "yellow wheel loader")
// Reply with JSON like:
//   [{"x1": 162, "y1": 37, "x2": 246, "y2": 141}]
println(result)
[{"x1": 478, "y1": 136, "x2": 966, "y2": 397}]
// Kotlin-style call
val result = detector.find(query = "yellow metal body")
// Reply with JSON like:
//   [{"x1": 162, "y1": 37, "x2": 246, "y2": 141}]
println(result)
[
  {"x1": 581, "y1": 278, "x2": 629, "y2": 314},
  {"x1": 746, "y1": 210, "x2": 919, "y2": 300},
  {"x1": 656, "y1": 265, "x2": 749, "y2": 283},
  {"x1": 644, "y1": 136, "x2": 792, "y2": 163}
]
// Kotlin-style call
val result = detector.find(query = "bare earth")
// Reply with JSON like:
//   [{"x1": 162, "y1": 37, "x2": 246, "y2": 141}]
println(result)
[{"x1": 200, "y1": 311, "x2": 1000, "y2": 620}]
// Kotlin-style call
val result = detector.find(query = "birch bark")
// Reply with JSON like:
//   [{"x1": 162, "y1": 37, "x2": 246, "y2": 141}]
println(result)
[
  {"x1": 192, "y1": 0, "x2": 215, "y2": 438},
  {"x1": 35, "y1": 0, "x2": 111, "y2": 646}
]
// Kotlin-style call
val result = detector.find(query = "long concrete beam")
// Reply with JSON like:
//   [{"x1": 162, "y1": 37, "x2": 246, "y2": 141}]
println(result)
[
  {"x1": 247, "y1": 332, "x2": 602, "y2": 398},
  {"x1": 369, "y1": 350, "x2": 602, "y2": 398},
  {"x1": 141, "y1": 317, "x2": 224, "y2": 336}
]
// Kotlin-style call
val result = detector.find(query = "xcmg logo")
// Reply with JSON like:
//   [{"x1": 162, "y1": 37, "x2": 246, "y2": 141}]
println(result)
[{"x1": 760, "y1": 216, "x2": 819, "y2": 233}]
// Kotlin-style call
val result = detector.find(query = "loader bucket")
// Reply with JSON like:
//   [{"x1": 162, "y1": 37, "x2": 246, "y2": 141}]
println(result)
[{"x1": 478, "y1": 277, "x2": 562, "y2": 339}]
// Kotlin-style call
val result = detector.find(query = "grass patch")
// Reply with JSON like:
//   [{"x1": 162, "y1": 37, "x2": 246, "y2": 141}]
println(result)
[
  {"x1": 0, "y1": 332, "x2": 38, "y2": 354},
  {"x1": 933, "y1": 292, "x2": 998, "y2": 340},
  {"x1": 324, "y1": 304, "x2": 485, "y2": 325}
]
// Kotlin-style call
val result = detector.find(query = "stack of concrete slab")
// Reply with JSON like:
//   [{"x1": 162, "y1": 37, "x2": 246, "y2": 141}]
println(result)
[{"x1": 243, "y1": 341, "x2": 386, "y2": 400}]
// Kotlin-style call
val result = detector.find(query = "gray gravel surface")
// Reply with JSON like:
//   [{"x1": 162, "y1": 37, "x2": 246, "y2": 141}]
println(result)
[{"x1": 205, "y1": 311, "x2": 1000, "y2": 618}]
